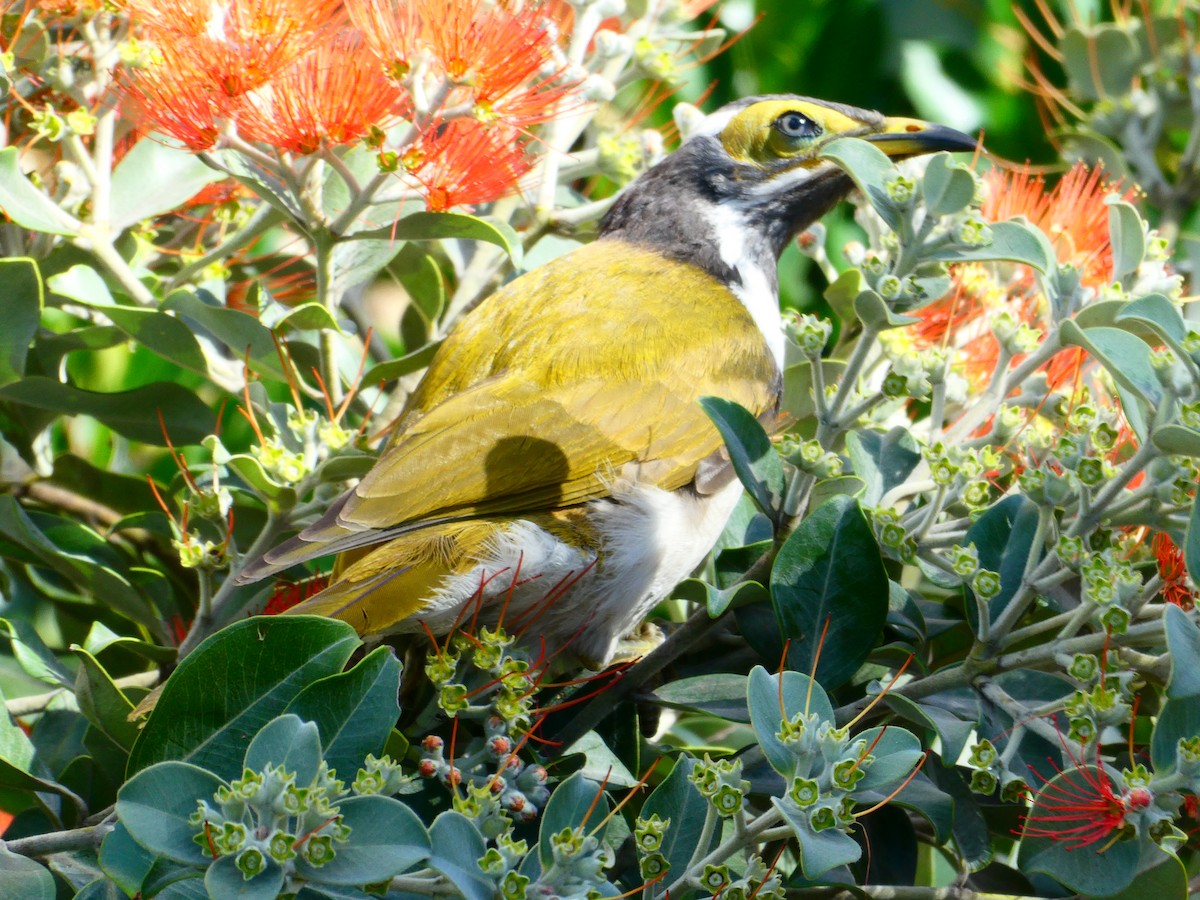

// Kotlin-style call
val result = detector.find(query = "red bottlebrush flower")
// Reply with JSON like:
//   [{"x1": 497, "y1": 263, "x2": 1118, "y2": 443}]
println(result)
[
  {"x1": 238, "y1": 29, "x2": 406, "y2": 155},
  {"x1": 263, "y1": 574, "x2": 329, "y2": 615},
  {"x1": 1022, "y1": 763, "x2": 1127, "y2": 850},
  {"x1": 912, "y1": 163, "x2": 1132, "y2": 392},
  {"x1": 404, "y1": 118, "x2": 534, "y2": 212},
  {"x1": 344, "y1": 0, "x2": 422, "y2": 80},
  {"x1": 123, "y1": 0, "x2": 342, "y2": 97},
  {"x1": 119, "y1": 53, "x2": 225, "y2": 150},
  {"x1": 1154, "y1": 532, "x2": 1195, "y2": 610},
  {"x1": 419, "y1": 0, "x2": 576, "y2": 128}
]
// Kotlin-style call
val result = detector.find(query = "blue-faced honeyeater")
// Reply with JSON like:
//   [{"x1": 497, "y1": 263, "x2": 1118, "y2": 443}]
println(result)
[{"x1": 237, "y1": 96, "x2": 975, "y2": 668}]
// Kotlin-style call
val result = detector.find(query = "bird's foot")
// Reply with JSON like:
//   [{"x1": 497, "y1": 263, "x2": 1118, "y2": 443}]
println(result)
[{"x1": 608, "y1": 620, "x2": 665, "y2": 665}]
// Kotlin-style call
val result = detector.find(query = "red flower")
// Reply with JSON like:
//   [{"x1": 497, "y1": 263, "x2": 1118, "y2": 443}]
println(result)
[
  {"x1": 418, "y1": 0, "x2": 575, "y2": 128},
  {"x1": 1154, "y1": 532, "x2": 1195, "y2": 610},
  {"x1": 124, "y1": 0, "x2": 341, "y2": 97},
  {"x1": 404, "y1": 118, "x2": 534, "y2": 212},
  {"x1": 238, "y1": 29, "x2": 406, "y2": 154},
  {"x1": 913, "y1": 163, "x2": 1131, "y2": 392},
  {"x1": 263, "y1": 574, "x2": 329, "y2": 615},
  {"x1": 344, "y1": 0, "x2": 422, "y2": 80},
  {"x1": 120, "y1": 53, "x2": 224, "y2": 150},
  {"x1": 1022, "y1": 763, "x2": 1127, "y2": 850}
]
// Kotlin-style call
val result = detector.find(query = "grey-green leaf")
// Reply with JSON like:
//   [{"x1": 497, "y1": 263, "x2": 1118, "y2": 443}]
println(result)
[
  {"x1": 117, "y1": 761, "x2": 226, "y2": 865},
  {"x1": 771, "y1": 495, "x2": 889, "y2": 688},
  {"x1": 0, "y1": 258, "x2": 42, "y2": 386}
]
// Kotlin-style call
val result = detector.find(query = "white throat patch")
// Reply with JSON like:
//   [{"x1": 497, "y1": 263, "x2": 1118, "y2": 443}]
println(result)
[{"x1": 701, "y1": 203, "x2": 785, "y2": 369}]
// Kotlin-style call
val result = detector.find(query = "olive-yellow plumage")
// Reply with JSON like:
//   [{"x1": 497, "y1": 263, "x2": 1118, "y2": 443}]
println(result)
[{"x1": 238, "y1": 95, "x2": 975, "y2": 667}]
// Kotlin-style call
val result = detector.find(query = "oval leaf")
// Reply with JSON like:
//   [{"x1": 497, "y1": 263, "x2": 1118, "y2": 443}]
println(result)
[
  {"x1": 770, "y1": 495, "x2": 889, "y2": 688},
  {"x1": 128, "y1": 617, "x2": 360, "y2": 779}
]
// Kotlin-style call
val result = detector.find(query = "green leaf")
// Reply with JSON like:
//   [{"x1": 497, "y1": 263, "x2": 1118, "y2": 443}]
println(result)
[
  {"x1": 1104, "y1": 850, "x2": 1188, "y2": 900},
  {"x1": 0, "y1": 377, "x2": 216, "y2": 446},
  {"x1": 361, "y1": 339, "x2": 441, "y2": 386},
  {"x1": 293, "y1": 795, "x2": 430, "y2": 885},
  {"x1": 673, "y1": 573, "x2": 766, "y2": 618},
  {"x1": 0, "y1": 501, "x2": 150, "y2": 625},
  {"x1": 772, "y1": 796, "x2": 862, "y2": 879},
  {"x1": 392, "y1": 244, "x2": 446, "y2": 325},
  {"x1": 257, "y1": 299, "x2": 341, "y2": 333},
  {"x1": 71, "y1": 646, "x2": 141, "y2": 750},
  {"x1": 851, "y1": 725, "x2": 923, "y2": 794},
  {"x1": 700, "y1": 396, "x2": 785, "y2": 523},
  {"x1": 1116, "y1": 293, "x2": 1186, "y2": 343},
  {"x1": 243, "y1": 714, "x2": 322, "y2": 785},
  {"x1": 926, "y1": 220, "x2": 1052, "y2": 272},
  {"x1": 117, "y1": 761, "x2": 226, "y2": 865},
  {"x1": 652, "y1": 673, "x2": 750, "y2": 723},
  {"x1": 921, "y1": 154, "x2": 975, "y2": 216},
  {"x1": 0, "y1": 147, "x2": 76, "y2": 235},
  {"x1": 853, "y1": 288, "x2": 920, "y2": 330},
  {"x1": 0, "y1": 258, "x2": 43, "y2": 386},
  {"x1": 1186, "y1": 478, "x2": 1200, "y2": 588},
  {"x1": 1061, "y1": 24, "x2": 1139, "y2": 100},
  {"x1": 127, "y1": 617, "x2": 360, "y2": 779},
  {"x1": 1059, "y1": 321, "x2": 1161, "y2": 406},
  {"x1": 46, "y1": 264, "x2": 115, "y2": 306},
  {"x1": 99, "y1": 821, "x2": 158, "y2": 897},
  {"x1": 283, "y1": 646, "x2": 400, "y2": 779},
  {"x1": 562, "y1": 731, "x2": 638, "y2": 788},
  {"x1": 109, "y1": 138, "x2": 226, "y2": 231},
  {"x1": 162, "y1": 289, "x2": 289, "y2": 383},
  {"x1": 846, "y1": 427, "x2": 921, "y2": 506},
  {"x1": 641, "y1": 756, "x2": 716, "y2": 886},
  {"x1": 1107, "y1": 199, "x2": 1146, "y2": 283},
  {"x1": 1019, "y1": 767, "x2": 1140, "y2": 895},
  {"x1": 353, "y1": 211, "x2": 523, "y2": 267},
  {"x1": 770, "y1": 495, "x2": 889, "y2": 688},
  {"x1": 332, "y1": 238, "x2": 405, "y2": 292},
  {"x1": 1164, "y1": 605, "x2": 1200, "y2": 699},
  {"x1": 0, "y1": 846, "x2": 55, "y2": 900},
  {"x1": 820, "y1": 137, "x2": 902, "y2": 230},
  {"x1": 746, "y1": 665, "x2": 833, "y2": 778},
  {"x1": 1152, "y1": 425, "x2": 1200, "y2": 457},
  {"x1": 1060, "y1": 131, "x2": 1129, "y2": 178},
  {"x1": 782, "y1": 359, "x2": 846, "y2": 424},
  {"x1": 427, "y1": 811, "x2": 491, "y2": 900},
  {"x1": 537, "y1": 772, "x2": 608, "y2": 869},
  {"x1": 884, "y1": 693, "x2": 976, "y2": 767},
  {"x1": 205, "y1": 855, "x2": 284, "y2": 900},
  {"x1": 963, "y1": 495, "x2": 1040, "y2": 631}
]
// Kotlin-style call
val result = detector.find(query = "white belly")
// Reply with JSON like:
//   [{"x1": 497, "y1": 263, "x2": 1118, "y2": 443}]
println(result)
[{"x1": 417, "y1": 478, "x2": 745, "y2": 668}]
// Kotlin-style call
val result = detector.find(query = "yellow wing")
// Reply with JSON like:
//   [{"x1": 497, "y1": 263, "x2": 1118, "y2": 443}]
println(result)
[{"x1": 242, "y1": 240, "x2": 779, "y2": 579}]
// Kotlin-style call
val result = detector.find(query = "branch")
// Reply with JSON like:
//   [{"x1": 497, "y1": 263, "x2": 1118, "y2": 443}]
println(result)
[{"x1": 3, "y1": 823, "x2": 110, "y2": 858}]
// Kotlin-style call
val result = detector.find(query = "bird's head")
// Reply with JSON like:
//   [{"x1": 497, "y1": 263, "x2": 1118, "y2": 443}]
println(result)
[{"x1": 600, "y1": 94, "x2": 977, "y2": 283}]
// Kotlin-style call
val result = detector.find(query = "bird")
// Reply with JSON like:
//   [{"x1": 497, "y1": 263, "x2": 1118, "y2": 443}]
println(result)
[{"x1": 236, "y1": 95, "x2": 975, "y2": 670}]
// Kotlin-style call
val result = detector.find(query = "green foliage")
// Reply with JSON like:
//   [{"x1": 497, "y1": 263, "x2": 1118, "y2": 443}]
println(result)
[{"x1": 4, "y1": 2, "x2": 1200, "y2": 899}]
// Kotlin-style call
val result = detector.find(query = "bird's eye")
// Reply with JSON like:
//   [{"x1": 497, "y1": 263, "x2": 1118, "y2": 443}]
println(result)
[{"x1": 774, "y1": 112, "x2": 820, "y2": 140}]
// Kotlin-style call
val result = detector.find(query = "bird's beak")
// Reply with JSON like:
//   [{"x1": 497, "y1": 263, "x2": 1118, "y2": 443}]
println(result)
[{"x1": 865, "y1": 117, "x2": 978, "y2": 158}]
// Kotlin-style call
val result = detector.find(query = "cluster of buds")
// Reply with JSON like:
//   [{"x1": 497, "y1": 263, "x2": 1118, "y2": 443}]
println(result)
[
  {"x1": 634, "y1": 813, "x2": 671, "y2": 882},
  {"x1": 775, "y1": 711, "x2": 875, "y2": 836},
  {"x1": 190, "y1": 761, "x2": 352, "y2": 880},
  {"x1": 417, "y1": 657, "x2": 549, "y2": 830},
  {"x1": 424, "y1": 626, "x2": 538, "y2": 727},
  {"x1": 780, "y1": 436, "x2": 843, "y2": 478},
  {"x1": 710, "y1": 854, "x2": 785, "y2": 900},
  {"x1": 869, "y1": 507, "x2": 916, "y2": 562},
  {"x1": 478, "y1": 833, "x2": 531, "y2": 899},
  {"x1": 783, "y1": 311, "x2": 833, "y2": 359},
  {"x1": 533, "y1": 825, "x2": 614, "y2": 899},
  {"x1": 964, "y1": 738, "x2": 1024, "y2": 801},
  {"x1": 689, "y1": 754, "x2": 750, "y2": 817}
]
